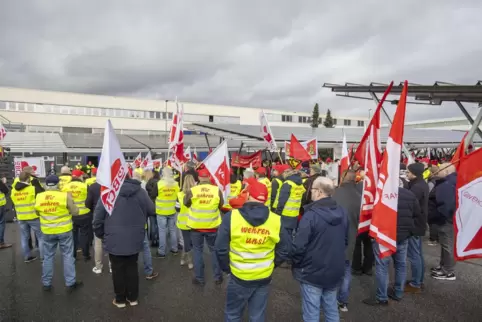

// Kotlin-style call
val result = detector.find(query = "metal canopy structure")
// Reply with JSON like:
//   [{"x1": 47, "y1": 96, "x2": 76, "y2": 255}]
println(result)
[{"x1": 322, "y1": 81, "x2": 482, "y2": 150}]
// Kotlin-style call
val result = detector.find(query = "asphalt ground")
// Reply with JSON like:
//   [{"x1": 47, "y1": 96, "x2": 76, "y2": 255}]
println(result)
[{"x1": 1, "y1": 223, "x2": 482, "y2": 322}]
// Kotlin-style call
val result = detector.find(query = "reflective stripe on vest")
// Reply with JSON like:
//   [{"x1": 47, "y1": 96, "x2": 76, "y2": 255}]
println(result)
[
  {"x1": 11, "y1": 185, "x2": 37, "y2": 220},
  {"x1": 281, "y1": 180, "x2": 306, "y2": 217},
  {"x1": 155, "y1": 181, "x2": 179, "y2": 215},
  {"x1": 176, "y1": 191, "x2": 190, "y2": 230},
  {"x1": 63, "y1": 181, "x2": 89, "y2": 215},
  {"x1": 229, "y1": 209, "x2": 281, "y2": 281},
  {"x1": 258, "y1": 177, "x2": 272, "y2": 207},
  {"x1": 271, "y1": 178, "x2": 283, "y2": 209},
  {"x1": 187, "y1": 185, "x2": 220, "y2": 229},
  {"x1": 35, "y1": 191, "x2": 72, "y2": 235}
]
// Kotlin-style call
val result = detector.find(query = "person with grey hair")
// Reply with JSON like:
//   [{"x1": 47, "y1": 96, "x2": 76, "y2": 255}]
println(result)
[{"x1": 291, "y1": 176, "x2": 348, "y2": 321}]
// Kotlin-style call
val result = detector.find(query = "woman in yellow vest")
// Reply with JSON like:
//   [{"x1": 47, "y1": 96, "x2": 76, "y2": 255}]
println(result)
[
  {"x1": 35, "y1": 175, "x2": 82, "y2": 292},
  {"x1": 58, "y1": 166, "x2": 73, "y2": 191},
  {"x1": 176, "y1": 175, "x2": 196, "y2": 269},
  {"x1": 214, "y1": 180, "x2": 291, "y2": 321},
  {"x1": 63, "y1": 170, "x2": 92, "y2": 261},
  {"x1": 153, "y1": 167, "x2": 180, "y2": 258},
  {"x1": 0, "y1": 176, "x2": 11, "y2": 249}
]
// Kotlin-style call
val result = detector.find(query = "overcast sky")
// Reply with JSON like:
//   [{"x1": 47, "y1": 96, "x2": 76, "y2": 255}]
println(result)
[{"x1": 1, "y1": 0, "x2": 481, "y2": 121}]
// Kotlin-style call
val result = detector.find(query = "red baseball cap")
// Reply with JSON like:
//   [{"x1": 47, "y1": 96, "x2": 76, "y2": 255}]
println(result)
[
  {"x1": 198, "y1": 169, "x2": 210, "y2": 178},
  {"x1": 91, "y1": 168, "x2": 97, "y2": 175},
  {"x1": 255, "y1": 167, "x2": 266, "y2": 174},
  {"x1": 326, "y1": 158, "x2": 332, "y2": 163},
  {"x1": 247, "y1": 180, "x2": 268, "y2": 202},
  {"x1": 72, "y1": 170, "x2": 84, "y2": 177}
]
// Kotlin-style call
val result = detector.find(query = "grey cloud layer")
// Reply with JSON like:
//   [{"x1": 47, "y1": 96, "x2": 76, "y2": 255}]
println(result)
[{"x1": 1, "y1": 0, "x2": 481, "y2": 121}]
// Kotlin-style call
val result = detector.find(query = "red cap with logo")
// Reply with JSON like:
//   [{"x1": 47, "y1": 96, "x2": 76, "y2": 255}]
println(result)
[
  {"x1": 72, "y1": 170, "x2": 84, "y2": 177},
  {"x1": 255, "y1": 167, "x2": 266, "y2": 174},
  {"x1": 246, "y1": 180, "x2": 268, "y2": 203}
]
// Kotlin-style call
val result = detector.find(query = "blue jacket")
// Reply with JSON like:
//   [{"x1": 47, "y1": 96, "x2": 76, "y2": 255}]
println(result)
[
  {"x1": 435, "y1": 172, "x2": 457, "y2": 224},
  {"x1": 291, "y1": 197, "x2": 348, "y2": 290},
  {"x1": 215, "y1": 202, "x2": 291, "y2": 287},
  {"x1": 276, "y1": 173, "x2": 303, "y2": 230},
  {"x1": 93, "y1": 179, "x2": 156, "y2": 256}
]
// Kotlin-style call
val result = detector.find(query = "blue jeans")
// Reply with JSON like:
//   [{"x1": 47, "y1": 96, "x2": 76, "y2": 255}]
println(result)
[
  {"x1": 407, "y1": 236, "x2": 424, "y2": 287},
  {"x1": 0, "y1": 206, "x2": 6, "y2": 244},
  {"x1": 42, "y1": 231, "x2": 76, "y2": 287},
  {"x1": 19, "y1": 219, "x2": 44, "y2": 260},
  {"x1": 143, "y1": 232, "x2": 153, "y2": 275},
  {"x1": 373, "y1": 240, "x2": 408, "y2": 301},
  {"x1": 225, "y1": 277, "x2": 269, "y2": 322},
  {"x1": 300, "y1": 283, "x2": 339, "y2": 322},
  {"x1": 181, "y1": 230, "x2": 192, "y2": 253},
  {"x1": 337, "y1": 260, "x2": 351, "y2": 305},
  {"x1": 191, "y1": 231, "x2": 222, "y2": 283},
  {"x1": 157, "y1": 215, "x2": 178, "y2": 255}
]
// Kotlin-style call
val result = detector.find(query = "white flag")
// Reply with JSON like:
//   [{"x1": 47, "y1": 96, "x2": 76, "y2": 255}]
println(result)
[
  {"x1": 203, "y1": 141, "x2": 230, "y2": 201},
  {"x1": 141, "y1": 151, "x2": 153, "y2": 170},
  {"x1": 132, "y1": 152, "x2": 142, "y2": 168},
  {"x1": 184, "y1": 146, "x2": 192, "y2": 160},
  {"x1": 259, "y1": 110, "x2": 278, "y2": 152},
  {"x1": 0, "y1": 122, "x2": 7, "y2": 141},
  {"x1": 193, "y1": 147, "x2": 198, "y2": 161},
  {"x1": 97, "y1": 120, "x2": 128, "y2": 215}
]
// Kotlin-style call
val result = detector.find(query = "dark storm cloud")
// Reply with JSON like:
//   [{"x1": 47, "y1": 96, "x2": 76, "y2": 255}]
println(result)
[{"x1": 1, "y1": 0, "x2": 481, "y2": 121}]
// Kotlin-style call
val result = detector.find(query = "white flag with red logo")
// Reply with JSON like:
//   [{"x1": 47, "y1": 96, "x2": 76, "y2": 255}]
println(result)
[
  {"x1": 133, "y1": 152, "x2": 142, "y2": 168},
  {"x1": 169, "y1": 102, "x2": 184, "y2": 149},
  {"x1": 0, "y1": 122, "x2": 7, "y2": 141},
  {"x1": 141, "y1": 151, "x2": 153, "y2": 170},
  {"x1": 260, "y1": 110, "x2": 278, "y2": 152},
  {"x1": 97, "y1": 120, "x2": 128, "y2": 216},
  {"x1": 339, "y1": 132, "x2": 349, "y2": 180},
  {"x1": 203, "y1": 140, "x2": 230, "y2": 200},
  {"x1": 370, "y1": 80, "x2": 408, "y2": 258},
  {"x1": 455, "y1": 147, "x2": 482, "y2": 260},
  {"x1": 184, "y1": 146, "x2": 192, "y2": 160},
  {"x1": 193, "y1": 147, "x2": 198, "y2": 161}
]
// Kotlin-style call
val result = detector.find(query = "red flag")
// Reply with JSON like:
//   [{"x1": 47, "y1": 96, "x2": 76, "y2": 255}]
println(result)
[
  {"x1": 354, "y1": 82, "x2": 393, "y2": 167},
  {"x1": 454, "y1": 148, "x2": 482, "y2": 260},
  {"x1": 193, "y1": 147, "x2": 198, "y2": 161},
  {"x1": 452, "y1": 132, "x2": 468, "y2": 170},
  {"x1": 339, "y1": 133, "x2": 349, "y2": 180},
  {"x1": 289, "y1": 134, "x2": 311, "y2": 161},
  {"x1": 370, "y1": 81, "x2": 408, "y2": 258},
  {"x1": 231, "y1": 150, "x2": 263, "y2": 168}
]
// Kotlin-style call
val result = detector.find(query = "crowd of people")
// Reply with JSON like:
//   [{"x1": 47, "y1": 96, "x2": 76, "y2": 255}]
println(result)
[{"x1": 0, "y1": 156, "x2": 458, "y2": 322}]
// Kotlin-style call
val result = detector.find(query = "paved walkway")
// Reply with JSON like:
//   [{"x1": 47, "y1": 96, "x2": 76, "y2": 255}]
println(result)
[{"x1": 1, "y1": 223, "x2": 481, "y2": 321}]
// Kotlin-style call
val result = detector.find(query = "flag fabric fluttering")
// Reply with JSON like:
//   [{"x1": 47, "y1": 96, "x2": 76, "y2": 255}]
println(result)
[
  {"x1": 452, "y1": 132, "x2": 468, "y2": 171},
  {"x1": 193, "y1": 147, "x2": 198, "y2": 161},
  {"x1": 0, "y1": 122, "x2": 7, "y2": 141},
  {"x1": 339, "y1": 132, "x2": 349, "y2": 180},
  {"x1": 259, "y1": 110, "x2": 278, "y2": 152},
  {"x1": 370, "y1": 80, "x2": 409, "y2": 258},
  {"x1": 168, "y1": 102, "x2": 183, "y2": 149},
  {"x1": 203, "y1": 140, "x2": 230, "y2": 201},
  {"x1": 141, "y1": 151, "x2": 153, "y2": 170},
  {"x1": 454, "y1": 147, "x2": 482, "y2": 260},
  {"x1": 97, "y1": 120, "x2": 128, "y2": 216},
  {"x1": 184, "y1": 146, "x2": 192, "y2": 161},
  {"x1": 289, "y1": 134, "x2": 311, "y2": 162},
  {"x1": 133, "y1": 152, "x2": 143, "y2": 168}
]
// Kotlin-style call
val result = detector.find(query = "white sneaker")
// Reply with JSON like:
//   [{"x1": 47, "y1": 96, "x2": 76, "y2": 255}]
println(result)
[
  {"x1": 127, "y1": 299, "x2": 138, "y2": 306},
  {"x1": 109, "y1": 268, "x2": 112, "y2": 273},
  {"x1": 92, "y1": 267, "x2": 102, "y2": 274},
  {"x1": 112, "y1": 299, "x2": 126, "y2": 308}
]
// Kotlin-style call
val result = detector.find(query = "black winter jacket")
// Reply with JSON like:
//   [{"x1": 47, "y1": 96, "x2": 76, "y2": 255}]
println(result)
[
  {"x1": 428, "y1": 178, "x2": 445, "y2": 225},
  {"x1": 396, "y1": 187, "x2": 420, "y2": 242},
  {"x1": 85, "y1": 182, "x2": 101, "y2": 212},
  {"x1": 407, "y1": 177, "x2": 429, "y2": 236}
]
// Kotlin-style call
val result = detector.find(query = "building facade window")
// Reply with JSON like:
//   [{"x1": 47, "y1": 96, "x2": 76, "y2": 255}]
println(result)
[
  {"x1": 333, "y1": 118, "x2": 337, "y2": 125},
  {"x1": 343, "y1": 119, "x2": 351, "y2": 126},
  {"x1": 357, "y1": 120, "x2": 364, "y2": 127},
  {"x1": 282, "y1": 115, "x2": 293, "y2": 122}
]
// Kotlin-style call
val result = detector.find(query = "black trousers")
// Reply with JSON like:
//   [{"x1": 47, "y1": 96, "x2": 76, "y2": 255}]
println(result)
[
  {"x1": 73, "y1": 215, "x2": 92, "y2": 258},
  {"x1": 109, "y1": 253, "x2": 139, "y2": 303},
  {"x1": 352, "y1": 232, "x2": 374, "y2": 272}
]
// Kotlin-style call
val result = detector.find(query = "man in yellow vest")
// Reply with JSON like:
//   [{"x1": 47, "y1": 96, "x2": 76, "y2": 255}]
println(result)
[
  {"x1": 255, "y1": 167, "x2": 272, "y2": 208},
  {"x1": 59, "y1": 166, "x2": 72, "y2": 191},
  {"x1": 184, "y1": 168, "x2": 224, "y2": 285},
  {"x1": 63, "y1": 169, "x2": 92, "y2": 261},
  {"x1": 153, "y1": 167, "x2": 180, "y2": 258},
  {"x1": 270, "y1": 164, "x2": 289, "y2": 212},
  {"x1": 0, "y1": 176, "x2": 11, "y2": 250},
  {"x1": 35, "y1": 175, "x2": 82, "y2": 292},
  {"x1": 275, "y1": 169, "x2": 306, "y2": 237},
  {"x1": 11, "y1": 171, "x2": 45, "y2": 262},
  {"x1": 75, "y1": 162, "x2": 82, "y2": 170},
  {"x1": 85, "y1": 168, "x2": 97, "y2": 187},
  {"x1": 223, "y1": 171, "x2": 242, "y2": 212},
  {"x1": 214, "y1": 180, "x2": 290, "y2": 321}
]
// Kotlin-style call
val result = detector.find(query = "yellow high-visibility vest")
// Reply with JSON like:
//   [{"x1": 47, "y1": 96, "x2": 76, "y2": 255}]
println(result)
[
  {"x1": 35, "y1": 190, "x2": 72, "y2": 235},
  {"x1": 423, "y1": 169, "x2": 431, "y2": 181},
  {"x1": 63, "y1": 181, "x2": 89, "y2": 215},
  {"x1": 155, "y1": 181, "x2": 179, "y2": 215},
  {"x1": 59, "y1": 175, "x2": 72, "y2": 191},
  {"x1": 281, "y1": 180, "x2": 305, "y2": 217},
  {"x1": 75, "y1": 165, "x2": 82, "y2": 170},
  {"x1": 0, "y1": 191, "x2": 6, "y2": 207},
  {"x1": 85, "y1": 177, "x2": 96, "y2": 187},
  {"x1": 271, "y1": 178, "x2": 283, "y2": 209},
  {"x1": 229, "y1": 209, "x2": 281, "y2": 281},
  {"x1": 11, "y1": 185, "x2": 37, "y2": 220},
  {"x1": 258, "y1": 177, "x2": 272, "y2": 207},
  {"x1": 224, "y1": 180, "x2": 242, "y2": 210},
  {"x1": 187, "y1": 185, "x2": 221, "y2": 229},
  {"x1": 176, "y1": 192, "x2": 190, "y2": 230},
  {"x1": 302, "y1": 178, "x2": 307, "y2": 184}
]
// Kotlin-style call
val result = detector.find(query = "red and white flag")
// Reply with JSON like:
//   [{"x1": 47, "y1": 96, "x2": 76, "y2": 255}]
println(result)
[
  {"x1": 169, "y1": 102, "x2": 184, "y2": 149},
  {"x1": 133, "y1": 152, "x2": 142, "y2": 168},
  {"x1": 455, "y1": 147, "x2": 482, "y2": 260},
  {"x1": 370, "y1": 80, "x2": 408, "y2": 258},
  {"x1": 141, "y1": 151, "x2": 153, "y2": 170},
  {"x1": 193, "y1": 147, "x2": 198, "y2": 161},
  {"x1": 203, "y1": 140, "x2": 230, "y2": 201},
  {"x1": 260, "y1": 110, "x2": 278, "y2": 152},
  {"x1": 183, "y1": 146, "x2": 192, "y2": 161},
  {"x1": 358, "y1": 82, "x2": 393, "y2": 233},
  {"x1": 97, "y1": 120, "x2": 128, "y2": 216},
  {"x1": 339, "y1": 132, "x2": 349, "y2": 179},
  {"x1": 0, "y1": 122, "x2": 7, "y2": 141}
]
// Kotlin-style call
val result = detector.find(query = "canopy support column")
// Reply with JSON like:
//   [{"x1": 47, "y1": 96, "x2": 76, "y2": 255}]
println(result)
[{"x1": 456, "y1": 101, "x2": 482, "y2": 148}]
